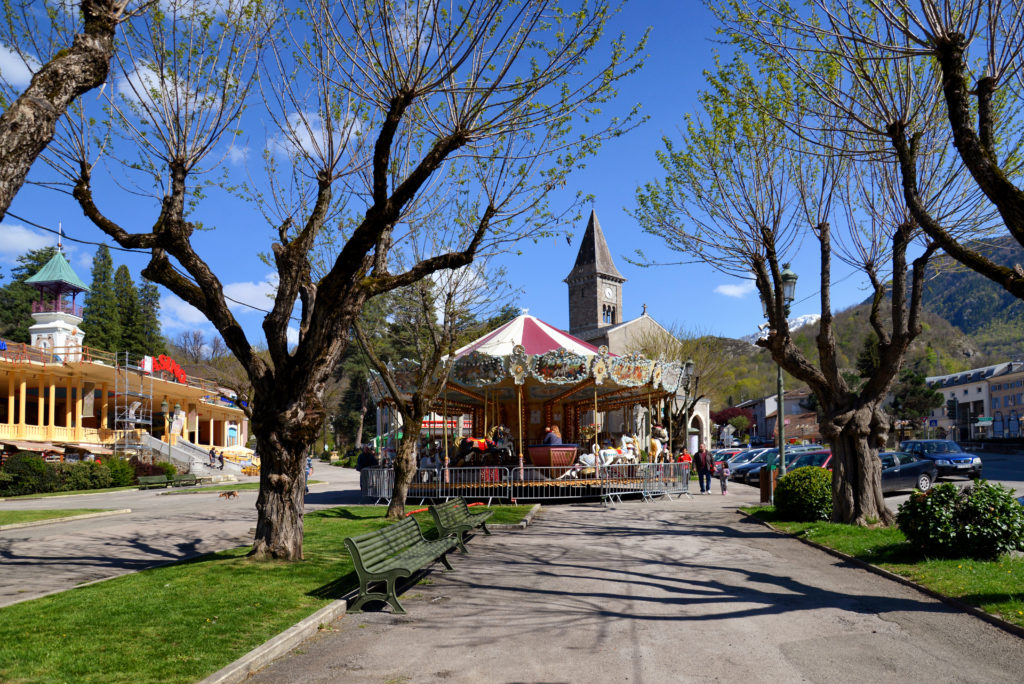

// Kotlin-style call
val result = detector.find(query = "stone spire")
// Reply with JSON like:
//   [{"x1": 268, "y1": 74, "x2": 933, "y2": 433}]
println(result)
[{"x1": 564, "y1": 209, "x2": 625, "y2": 283}]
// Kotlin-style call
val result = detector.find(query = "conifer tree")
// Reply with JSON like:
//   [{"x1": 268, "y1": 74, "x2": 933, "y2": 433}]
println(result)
[
  {"x1": 81, "y1": 244, "x2": 121, "y2": 351},
  {"x1": 0, "y1": 247, "x2": 59, "y2": 342},
  {"x1": 113, "y1": 264, "x2": 143, "y2": 355},
  {"x1": 136, "y1": 280, "x2": 164, "y2": 356}
]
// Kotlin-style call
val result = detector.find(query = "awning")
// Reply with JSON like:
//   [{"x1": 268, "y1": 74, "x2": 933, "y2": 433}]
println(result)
[
  {"x1": 62, "y1": 443, "x2": 113, "y2": 455},
  {"x1": 2, "y1": 440, "x2": 65, "y2": 454}
]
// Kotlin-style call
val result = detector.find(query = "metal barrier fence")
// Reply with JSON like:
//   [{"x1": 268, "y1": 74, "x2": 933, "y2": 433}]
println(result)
[{"x1": 359, "y1": 462, "x2": 691, "y2": 505}]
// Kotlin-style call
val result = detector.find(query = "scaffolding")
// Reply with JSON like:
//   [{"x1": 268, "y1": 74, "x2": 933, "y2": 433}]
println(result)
[{"x1": 112, "y1": 351, "x2": 154, "y2": 462}]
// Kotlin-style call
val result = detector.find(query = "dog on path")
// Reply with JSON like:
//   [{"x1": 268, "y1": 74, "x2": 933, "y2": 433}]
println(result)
[{"x1": 218, "y1": 490, "x2": 239, "y2": 500}]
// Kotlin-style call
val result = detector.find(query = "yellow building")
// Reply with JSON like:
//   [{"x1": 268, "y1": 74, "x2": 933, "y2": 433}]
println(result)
[{"x1": 0, "y1": 251, "x2": 246, "y2": 461}]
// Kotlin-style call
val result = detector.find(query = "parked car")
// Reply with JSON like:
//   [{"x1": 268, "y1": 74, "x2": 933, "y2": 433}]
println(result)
[
  {"x1": 788, "y1": 449, "x2": 832, "y2": 472},
  {"x1": 898, "y1": 439, "x2": 982, "y2": 479},
  {"x1": 731, "y1": 451, "x2": 772, "y2": 481},
  {"x1": 742, "y1": 450, "x2": 809, "y2": 485},
  {"x1": 879, "y1": 451, "x2": 936, "y2": 494},
  {"x1": 726, "y1": 449, "x2": 761, "y2": 469}
]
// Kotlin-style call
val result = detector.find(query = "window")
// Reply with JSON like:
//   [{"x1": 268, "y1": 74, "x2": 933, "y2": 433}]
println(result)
[
  {"x1": 994, "y1": 397, "x2": 1001, "y2": 409},
  {"x1": 977, "y1": 387, "x2": 982, "y2": 393},
  {"x1": 963, "y1": 389, "x2": 968, "y2": 395}
]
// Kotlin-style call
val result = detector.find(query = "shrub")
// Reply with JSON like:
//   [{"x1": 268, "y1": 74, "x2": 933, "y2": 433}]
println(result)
[
  {"x1": 129, "y1": 456, "x2": 167, "y2": 479},
  {"x1": 897, "y1": 481, "x2": 1024, "y2": 560},
  {"x1": 775, "y1": 467, "x2": 833, "y2": 522},
  {"x1": 106, "y1": 457, "x2": 135, "y2": 487},
  {"x1": 156, "y1": 461, "x2": 178, "y2": 479},
  {"x1": 0, "y1": 452, "x2": 58, "y2": 496},
  {"x1": 53, "y1": 461, "x2": 113, "y2": 492}
]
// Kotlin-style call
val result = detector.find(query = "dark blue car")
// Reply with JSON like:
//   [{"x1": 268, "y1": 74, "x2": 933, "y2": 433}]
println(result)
[
  {"x1": 879, "y1": 451, "x2": 937, "y2": 493},
  {"x1": 898, "y1": 439, "x2": 982, "y2": 479}
]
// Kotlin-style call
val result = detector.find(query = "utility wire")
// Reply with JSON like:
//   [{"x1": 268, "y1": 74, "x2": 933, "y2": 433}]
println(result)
[{"x1": 6, "y1": 211, "x2": 288, "y2": 318}]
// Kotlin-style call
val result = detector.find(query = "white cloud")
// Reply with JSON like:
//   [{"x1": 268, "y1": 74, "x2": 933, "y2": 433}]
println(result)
[
  {"x1": 715, "y1": 279, "x2": 757, "y2": 298},
  {"x1": 223, "y1": 273, "x2": 277, "y2": 314},
  {"x1": 226, "y1": 144, "x2": 248, "y2": 164},
  {"x1": 286, "y1": 326, "x2": 299, "y2": 347},
  {"x1": 160, "y1": 293, "x2": 212, "y2": 331},
  {"x1": 269, "y1": 110, "x2": 361, "y2": 159},
  {"x1": 0, "y1": 224, "x2": 53, "y2": 262},
  {"x1": 0, "y1": 44, "x2": 38, "y2": 89}
]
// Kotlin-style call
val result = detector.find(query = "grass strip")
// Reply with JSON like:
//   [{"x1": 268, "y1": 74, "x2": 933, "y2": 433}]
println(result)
[
  {"x1": 0, "y1": 504, "x2": 531, "y2": 684},
  {"x1": 743, "y1": 506, "x2": 1024, "y2": 630},
  {"x1": 0, "y1": 486, "x2": 141, "y2": 500},
  {"x1": 0, "y1": 509, "x2": 107, "y2": 526},
  {"x1": 163, "y1": 481, "x2": 325, "y2": 494}
]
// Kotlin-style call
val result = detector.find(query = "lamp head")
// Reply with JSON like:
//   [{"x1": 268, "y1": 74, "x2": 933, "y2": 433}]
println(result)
[
  {"x1": 684, "y1": 358, "x2": 695, "y2": 378},
  {"x1": 161, "y1": 399, "x2": 169, "y2": 414},
  {"x1": 780, "y1": 263, "x2": 798, "y2": 306}
]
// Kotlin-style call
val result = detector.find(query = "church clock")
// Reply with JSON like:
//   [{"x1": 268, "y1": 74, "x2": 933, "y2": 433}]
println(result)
[{"x1": 604, "y1": 285, "x2": 613, "y2": 299}]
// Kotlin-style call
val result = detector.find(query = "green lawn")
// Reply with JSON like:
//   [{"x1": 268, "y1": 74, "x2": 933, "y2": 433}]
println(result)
[
  {"x1": 0, "y1": 509, "x2": 108, "y2": 526},
  {"x1": 743, "y1": 506, "x2": 1024, "y2": 629},
  {"x1": 0, "y1": 504, "x2": 532, "y2": 684}
]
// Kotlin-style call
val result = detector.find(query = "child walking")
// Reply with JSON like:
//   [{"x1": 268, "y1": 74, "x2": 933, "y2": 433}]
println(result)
[{"x1": 717, "y1": 460, "x2": 730, "y2": 495}]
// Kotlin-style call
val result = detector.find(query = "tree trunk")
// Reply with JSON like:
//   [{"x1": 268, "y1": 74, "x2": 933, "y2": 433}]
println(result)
[
  {"x1": 386, "y1": 432, "x2": 419, "y2": 520},
  {"x1": 0, "y1": 1, "x2": 121, "y2": 220},
  {"x1": 828, "y1": 407, "x2": 894, "y2": 526},
  {"x1": 249, "y1": 394, "x2": 320, "y2": 561}
]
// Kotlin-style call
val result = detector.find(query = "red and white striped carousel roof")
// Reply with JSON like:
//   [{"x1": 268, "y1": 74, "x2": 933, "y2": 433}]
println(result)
[{"x1": 453, "y1": 313, "x2": 599, "y2": 359}]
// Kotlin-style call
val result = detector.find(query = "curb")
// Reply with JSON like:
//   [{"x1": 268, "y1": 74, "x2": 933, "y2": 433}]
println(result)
[
  {"x1": 198, "y1": 598, "x2": 349, "y2": 684},
  {"x1": 489, "y1": 503, "x2": 542, "y2": 530},
  {"x1": 739, "y1": 510, "x2": 1024, "y2": 640},
  {"x1": 0, "y1": 508, "x2": 132, "y2": 531}
]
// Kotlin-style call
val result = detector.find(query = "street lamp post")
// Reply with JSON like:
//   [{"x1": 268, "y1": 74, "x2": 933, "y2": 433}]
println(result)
[
  {"x1": 762, "y1": 264, "x2": 798, "y2": 502},
  {"x1": 681, "y1": 358, "x2": 695, "y2": 453},
  {"x1": 160, "y1": 399, "x2": 171, "y2": 465}
]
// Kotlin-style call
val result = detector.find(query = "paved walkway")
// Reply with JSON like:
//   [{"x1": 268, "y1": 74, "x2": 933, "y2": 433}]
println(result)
[{"x1": 250, "y1": 490, "x2": 1024, "y2": 684}]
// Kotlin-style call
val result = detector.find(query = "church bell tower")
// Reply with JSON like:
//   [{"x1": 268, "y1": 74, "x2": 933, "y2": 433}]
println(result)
[{"x1": 565, "y1": 209, "x2": 626, "y2": 340}]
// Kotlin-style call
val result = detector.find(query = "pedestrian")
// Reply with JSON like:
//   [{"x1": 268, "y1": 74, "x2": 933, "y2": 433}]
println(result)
[
  {"x1": 694, "y1": 445, "x2": 714, "y2": 494},
  {"x1": 305, "y1": 456, "x2": 313, "y2": 494},
  {"x1": 208, "y1": 447, "x2": 216, "y2": 466},
  {"x1": 218, "y1": 451, "x2": 224, "y2": 470},
  {"x1": 716, "y1": 458, "x2": 731, "y2": 495}
]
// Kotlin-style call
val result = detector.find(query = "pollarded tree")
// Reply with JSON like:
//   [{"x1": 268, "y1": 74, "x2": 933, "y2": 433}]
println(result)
[
  {"x1": 0, "y1": 1, "x2": 139, "y2": 221},
  {"x1": 81, "y1": 244, "x2": 121, "y2": 351},
  {"x1": 722, "y1": 1, "x2": 1024, "y2": 305},
  {"x1": 634, "y1": 52, "x2": 963, "y2": 524},
  {"x1": 51, "y1": 0, "x2": 643, "y2": 559}
]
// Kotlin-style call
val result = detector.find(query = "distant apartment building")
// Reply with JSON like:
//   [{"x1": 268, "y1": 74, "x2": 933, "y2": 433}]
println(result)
[{"x1": 926, "y1": 360, "x2": 1024, "y2": 441}]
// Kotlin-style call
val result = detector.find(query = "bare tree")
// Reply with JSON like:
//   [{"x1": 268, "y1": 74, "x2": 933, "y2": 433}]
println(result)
[
  {"x1": 0, "y1": 1, "x2": 143, "y2": 220},
  {"x1": 720, "y1": 0, "x2": 1024, "y2": 300},
  {"x1": 52, "y1": 0, "x2": 642, "y2": 559},
  {"x1": 357, "y1": 258, "x2": 515, "y2": 519},
  {"x1": 634, "y1": 54, "x2": 958, "y2": 524},
  {"x1": 173, "y1": 330, "x2": 205, "y2": 363},
  {"x1": 626, "y1": 323, "x2": 731, "y2": 447}
]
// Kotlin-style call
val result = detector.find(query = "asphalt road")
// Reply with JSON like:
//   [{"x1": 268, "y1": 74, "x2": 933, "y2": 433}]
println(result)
[{"x1": 883, "y1": 449, "x2": 1024, "y2": 511}]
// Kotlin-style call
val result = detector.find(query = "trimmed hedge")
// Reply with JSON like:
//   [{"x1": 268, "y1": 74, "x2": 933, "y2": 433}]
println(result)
[
  {"x1": 775, "y1": 467, "x2": 833, "y2": 522},
  {"x1": 897, "y1": 481, "x2": 1024, "y2": 560}
]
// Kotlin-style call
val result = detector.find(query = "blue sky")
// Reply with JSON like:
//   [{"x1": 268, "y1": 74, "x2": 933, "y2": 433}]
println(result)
[{"x1": 0, "y1": 2, "x2": 873, "y2": 348}]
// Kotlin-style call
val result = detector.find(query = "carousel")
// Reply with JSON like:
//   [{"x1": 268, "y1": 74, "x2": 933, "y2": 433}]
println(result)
[{"x1": 367, "y1": 314, "x2": 692, "y2": 502}]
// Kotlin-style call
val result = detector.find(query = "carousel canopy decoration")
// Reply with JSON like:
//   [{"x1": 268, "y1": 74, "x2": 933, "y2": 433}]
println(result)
[
  {"x1": 452, "y1": 350, "x2": 506, "y2": 387},
  {"x1": 591, "y1": 345, "x2": 611, "y2": 384},
  {"x1": 660, "y1": 361, "x2": 684, "y2": 393},
  {"x1": 506, "y1": 344, "x2": 530, "y2": 385},
  {"x1": 608, "y1": 351, "x2": 654, "y2": 387},
  {"x1": 530, "y1": 347, "x2": 591, "y2": 385}
]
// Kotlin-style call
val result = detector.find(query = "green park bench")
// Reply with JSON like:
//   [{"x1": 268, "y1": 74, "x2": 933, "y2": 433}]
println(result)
[
  {"x1": 171, "y1": 473, "x2": 197, "y2": 487},
  {"x1": 428, "y1": 497, "x2": 493, "y2": 553},
  {"x1": 344, "y1": 516, "x2": 457, "y2": 614},
  {"x1": 137, "y1": 475, "x2": 169, "y2": 489}
]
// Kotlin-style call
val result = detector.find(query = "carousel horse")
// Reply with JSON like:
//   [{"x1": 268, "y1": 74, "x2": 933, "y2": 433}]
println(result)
[
  {"x1": 455, "y1": 425, "x2": 514, "y2": 467},
  {"x1": 558, "y1": 435, "x2": 638, "y2": 479},
  {"x1": 649, "y1": 425, "x2": 669, "y2": 463}
]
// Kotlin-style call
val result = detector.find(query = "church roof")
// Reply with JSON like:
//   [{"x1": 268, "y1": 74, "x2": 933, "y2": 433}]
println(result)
[
  {"x1": 564, "y1": 209, "x2": 625, "y2": 283},
  {"x1": 24, "y1": 252, "x2": 89, "y2": 292}
]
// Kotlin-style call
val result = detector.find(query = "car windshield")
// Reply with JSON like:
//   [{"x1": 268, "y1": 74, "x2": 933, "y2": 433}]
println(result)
[
  {"x1": 730, "y1": 452, "x2": 756, "y2": 465},
  {"x1": 792, "y1": 452, "x2": 828, "y2": 468},
  {"x1": 921, "y1": 441, "x2": 963, "y2": 454}
]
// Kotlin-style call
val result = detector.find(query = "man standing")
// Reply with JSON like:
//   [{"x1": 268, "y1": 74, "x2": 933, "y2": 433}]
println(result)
[{"x1": 694, "y1": 445, "x2": 714, "y2": 495}]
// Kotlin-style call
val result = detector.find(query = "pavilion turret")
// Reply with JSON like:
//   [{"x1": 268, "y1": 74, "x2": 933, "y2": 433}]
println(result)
[{"x1": 24, "y1": 251, "x2": 90, "y2": 360}]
